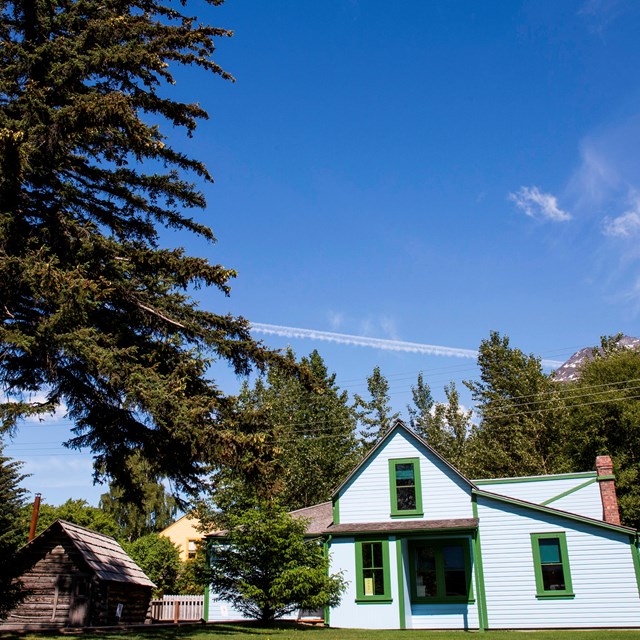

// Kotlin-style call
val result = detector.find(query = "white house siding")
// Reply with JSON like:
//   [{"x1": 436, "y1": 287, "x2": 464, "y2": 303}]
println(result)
[
  {"x1": 550, "y1": 482, "x2": 603, "y2": 521},
  {"x1": 477, "y1": 495, "x2": 640, "y2": 629},
  {"x1": 206, "y1": 597, "x2": 249, "y2": 622},
  {"x1": 206, "y1": 595, "x2": 314, "y2": 623},
  {"x1": 329, "y1": 534, "x2": 480, "y2": 630},
  {"x1": 329, "y1": 536, "x2": 400, "y2": 629},
  {"x1": 338, "y1": 429, "x2": 473, "y2": 523},
  {"x1": 411, "y1": 603, "x2": 479, "y2": 630},
  {"x1": 474, "y1": 473, "x2": 597, "y2": 508}
]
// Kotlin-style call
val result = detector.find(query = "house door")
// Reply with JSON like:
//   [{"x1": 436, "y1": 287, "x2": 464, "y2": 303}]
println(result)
[{"x1": 68, "y1": 576, "x2": 91, "y2": 626}]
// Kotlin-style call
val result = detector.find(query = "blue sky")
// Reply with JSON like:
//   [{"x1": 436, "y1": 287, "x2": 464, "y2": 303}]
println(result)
[{"x1": 7, "y1": 0, "x2": 640, "y2": 506}]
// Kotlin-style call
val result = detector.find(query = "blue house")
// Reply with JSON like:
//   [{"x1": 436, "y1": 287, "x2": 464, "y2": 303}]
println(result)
[{"x1": 206, "y1": 420, "x2": 640, "y2": 630}]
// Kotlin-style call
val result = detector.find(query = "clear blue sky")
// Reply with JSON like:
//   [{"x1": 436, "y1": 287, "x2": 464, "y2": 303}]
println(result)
[{"x1": 8, "y1": 0, "x2": 640, "y2": 507}]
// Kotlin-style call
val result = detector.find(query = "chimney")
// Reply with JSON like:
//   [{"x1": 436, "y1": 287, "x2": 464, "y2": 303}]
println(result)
[
  {"x1": 596, "y1": 456, "x2": 620, "y2": 526},
  {"x1": 28, "y1": 493, "x2": 41, "y2": 542}
]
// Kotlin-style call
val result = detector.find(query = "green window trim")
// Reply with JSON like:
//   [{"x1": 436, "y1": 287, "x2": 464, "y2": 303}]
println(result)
[
  {"x1": 530, "y1": 532, "x2": 574, "y2": 599},
  {"x1": 389, "y1": 458, "x2": 423, "y2": 518},
  {"x1": 408, "y1": 538, "x2": 475, "y2": 605},
  {"x1": 355, "y1": 538, "x2": 392, "y2": 603}
]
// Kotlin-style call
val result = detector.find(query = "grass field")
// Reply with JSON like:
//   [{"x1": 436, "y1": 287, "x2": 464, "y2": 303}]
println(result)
[{"x1": 5, "y1": 623, "x2": 640, "y2": 640}]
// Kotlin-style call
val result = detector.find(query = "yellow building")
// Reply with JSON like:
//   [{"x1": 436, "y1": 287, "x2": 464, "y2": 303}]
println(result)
[{"x1": 159, "y1": 514, "x2": 207, "y2": 562}]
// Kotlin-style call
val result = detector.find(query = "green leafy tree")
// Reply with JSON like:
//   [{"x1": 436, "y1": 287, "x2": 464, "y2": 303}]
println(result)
[
  {"x1": 124, "y1": 533, "x2": 181, "y2": 597},
  {"x1": 99, "y1": 451, "x2": 178, "y2": 542},
  {"x1": 175, "y1": 547, "x2": 209, "y2": 595},
  {"x1": 561, "y1": 338, "x2": 640, "y2": 527},
  {"x1": 23, "y1": 498, "x2": 119, "y2": 540},
  {"x1": 0, "y1": 448, "x2": 28, "y2": 619},
  {"x1": 0, "y1": 0, "x2": 286, "y2": 500},
  {"x1": 209, "y1": 503, "x2": 346, "y2": 622},
  {"x1": 464, "y1": 331, "x2": 565, "y2": 478},
  {"x1": 354, "y1": 366, "x2": 399, "y2": 448}
]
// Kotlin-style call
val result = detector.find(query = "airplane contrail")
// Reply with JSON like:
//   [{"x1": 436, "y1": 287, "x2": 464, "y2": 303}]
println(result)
[{"x1": 250, "y1": 323, "x2": 564, "y2": 368}]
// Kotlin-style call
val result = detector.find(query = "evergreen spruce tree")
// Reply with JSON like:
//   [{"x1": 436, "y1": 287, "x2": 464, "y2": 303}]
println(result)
[
  {"x1": 210, "y1": 349, "x2": 359, "y2": 512},
  {"x1": 354, "y1": 365, "x2": 399, "y2": 448},
  {"x1": 0, "y1": 448, "x2": 28, "y2": 619},
  {"x1": 408, "y1": 372, "x2": 438, "y2": 439},
  {"x1": 0, "y1": 0, "x2": 286, "y2": 497},
  {"x1": 408, "y1": 375, "x2": 472, "y2": 473},
  {"x1": 209, "y1": 502, "x2": 346, "y2": 622}
]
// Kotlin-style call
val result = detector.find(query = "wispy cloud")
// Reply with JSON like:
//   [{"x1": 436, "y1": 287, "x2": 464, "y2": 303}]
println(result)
[
  {"x1": 603, "y1": 205, "x2": 640, "y2": 238},
  {"x1": 251, "y1": 322, "x2": 563, "y2": 368},
  {"x1": 327, "y1": 311, "x2": 345, "y2": 330},
  {"x1": 578, "y1": 0, "x2": 633, "y2": 33},
  {"x1": 509, "y1": 186, "x2": 572, "y2": 222}
]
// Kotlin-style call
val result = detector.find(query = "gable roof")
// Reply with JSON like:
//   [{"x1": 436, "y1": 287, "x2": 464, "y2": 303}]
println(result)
[
  {"x1": 331, "y1": 419, "x2": 477, "y2": 498},
  {"x1": 289, "y1": 501, "x2": 333, "y2": 535},
  {"x1": 22, "y1": 520, "x2": 155, "y2": 587}
]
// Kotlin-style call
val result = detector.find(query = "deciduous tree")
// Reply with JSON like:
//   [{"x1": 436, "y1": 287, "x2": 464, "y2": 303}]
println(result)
[
  {"x1": 99, "y1": 451, "x2": 178, "y2": 542},
  {"x1": 124, "y1": 533, "x2": 181, "y2": 597},
  {"x1": 561, "y1": 338, "x2": 640, "y2": 527},
  {"x1": 23, "y1": 498, "x2": 119, "y2": 540},
  {"x1": 464, "y1": 331, "x2": 565, "y2": 477}
]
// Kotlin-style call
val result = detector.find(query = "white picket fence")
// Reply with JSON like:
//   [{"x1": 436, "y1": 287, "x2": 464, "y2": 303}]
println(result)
[{"x1": 150, "y1": 595, "x2": 205, "y2": 622}]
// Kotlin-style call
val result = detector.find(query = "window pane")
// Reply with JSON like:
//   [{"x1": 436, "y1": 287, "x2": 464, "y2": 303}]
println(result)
[
  {"x1": 416, "y1": 544, "x2": 436, "y2": 569},
  {"x1": 415, "y1": 544, "x2": 437, "y2": 597},
  {"x1": 372, "y1": 541, "x2": 383, "y2": 568},
  {"x1": 363, "y1": 568, "x2": 385, "y2": 596},
  {"x1": 362, "y1": 542, "x2": 374, "y2": 569},
  {"x1": 396, "y1": 463, "x2": 415, "y2": 485},
  {"x1": 539, "y1": 538, "x2": 561, "y2": 564},
  {"x1": 444, "y1": 569, "x2": 467, "y2": 596},
  {"x1": 417, "y1": 568, "x2": 437, "y2": 597},
  {"x1": 443, "y1": 545, "x2": 464, "y2": 570},
  {"x1": 397, "y1": 487, "x2": 416, "y2": 510},
  {"x1": 541, "y1": 564, "x2": 566, "y2": 591}
]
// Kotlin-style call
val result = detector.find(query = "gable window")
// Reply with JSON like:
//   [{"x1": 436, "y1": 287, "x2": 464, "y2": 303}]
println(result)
[
  {"x1": 355, "y1": 539, "x2": 391, "y2": 603},
  {"x1": 187, "y1": 539, "x2": 199, "y2": 559},
  {"x1": 530, "y1": 532, "x2": 574, "y2": 598},
  {"x1": 389, "y1": 458, "x2": 423, "y2": 517},
  {"x1": 409, "y1": 539, "x2": 473, "y2": 604}
]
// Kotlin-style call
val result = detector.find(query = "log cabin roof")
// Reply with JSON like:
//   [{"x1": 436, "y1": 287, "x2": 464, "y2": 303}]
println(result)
[{"x1": 24, "y1": 520, "x2": 155, "y2": 587}]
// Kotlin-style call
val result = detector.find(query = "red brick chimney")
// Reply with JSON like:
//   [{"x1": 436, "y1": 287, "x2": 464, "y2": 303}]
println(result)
[{"x1": 596, "y1": 455, "x2": 621, "y2": 526}]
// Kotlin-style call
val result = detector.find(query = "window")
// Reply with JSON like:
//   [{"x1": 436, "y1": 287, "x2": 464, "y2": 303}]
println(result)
[
  {"x1": 409, "y1": 539, "x2": 473, "y2": 604},
  {"x1": 530, "y1": 532, "x2": 574, "y2": 598},
  {"x1": 389, "y1": 458, "x2": 423, "y2": 517},
  {"x1": 355, "y1": 539, "x2": 391, "y2": 603},
  {"x1": 187, "y1": 539, "x2": 198, "y2": 559}
]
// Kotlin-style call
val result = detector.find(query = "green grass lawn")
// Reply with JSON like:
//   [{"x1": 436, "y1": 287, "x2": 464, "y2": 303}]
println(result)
[{"x1": 5, "y1": 623, "x2": 640, "y2": 640}]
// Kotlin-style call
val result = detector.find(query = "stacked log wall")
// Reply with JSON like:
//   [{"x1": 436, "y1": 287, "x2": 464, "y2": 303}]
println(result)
[
  {"x1": 0, "y1": 531, "x2": 91, "y2": 628},
  {"x1": 97, "y1": 582, "x2": 153, "y2": 626}
]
